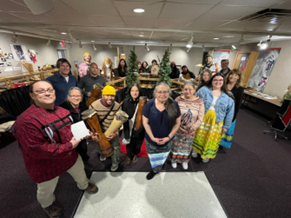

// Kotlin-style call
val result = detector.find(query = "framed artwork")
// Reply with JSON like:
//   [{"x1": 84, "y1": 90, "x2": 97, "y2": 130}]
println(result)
[
  {"x1": 212, "y1": 49, "x2": 230, "y2": 70},
  {"x1": 9, "y1": 44, "x2": 30, "y2": 61},
  {"x1": 247, "y1": 48, "x2": 281, "y2": 92},
  {"x1": 232, "y1": 51, "x2": 258, "y2": 87}
]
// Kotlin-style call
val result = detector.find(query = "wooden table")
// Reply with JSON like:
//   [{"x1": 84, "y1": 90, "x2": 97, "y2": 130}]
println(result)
[
  {"x1": 0, "y1": 69, "x2": 59, "y2": 89},
  {"x1": 0, "y1": 78, "x2": 9, "y2": 89},
  {"x1": 106, "y1": 77, "x2": 126, "y2": 87}
]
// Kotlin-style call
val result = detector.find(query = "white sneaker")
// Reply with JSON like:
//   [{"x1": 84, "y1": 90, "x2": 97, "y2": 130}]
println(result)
[
  {"x1": 111, "y1": 164, "x2": 118, "y2": 171},
  {"x1": 171, "y1": 162, "x2": 177, "y2": 169},
  {"x1": 202, "y1": 158, "x2": 210, "y2": 163},
  {"x1": 182, "y1": 163, "x2": 188, "y2": 170},
  {"x1": 192, "y1": 149, "x2": 198, "y2": 158},
  {"x1": 100, "y1": 155, "x2": 106, "y2": 161}
]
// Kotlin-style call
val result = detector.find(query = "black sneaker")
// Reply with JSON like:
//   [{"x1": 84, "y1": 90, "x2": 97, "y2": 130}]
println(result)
[{"x1": 146, "y1": 170, "x2": 158, "y2": 180}]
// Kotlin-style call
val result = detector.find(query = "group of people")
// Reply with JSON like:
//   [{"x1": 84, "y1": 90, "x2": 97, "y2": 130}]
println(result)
[{"x1": 11, "y1": 52, "x2": 244, "y2": 218}]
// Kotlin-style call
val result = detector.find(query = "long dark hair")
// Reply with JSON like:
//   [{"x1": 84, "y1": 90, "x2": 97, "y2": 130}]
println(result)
[
  {"x1": 206, "y1": 73, "x2": 234, "y2": 100},
  {"x1": 128, "y1": 83, "x2": 142, "y2": 100},
  {"x1": 154, "y1": 82, "x2": 177, "y2": 131},
  {"x1": 118, "y1": 59, "x2": 127, "y2": 72}
]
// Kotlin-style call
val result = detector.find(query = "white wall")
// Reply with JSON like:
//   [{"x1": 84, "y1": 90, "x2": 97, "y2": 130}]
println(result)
[
  {"x1": 68, "y1": 44, "x2": 206, "y2": 75},
  {"x1": 0, "y1": 32, "x2": 66, "y2": 75},
  {"x1": 1, "y1": 30, "x2": 290, "y2": 98},
  {"x1": 262, "y1": 40, "x2": 291, "y2": 98}
]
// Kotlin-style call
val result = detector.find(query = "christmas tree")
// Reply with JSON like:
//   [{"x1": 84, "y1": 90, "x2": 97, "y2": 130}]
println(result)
[
  {"x1": 126, "y1": 46, "x2": 139, "y2": 89},
  {"x1": 157, "y1": 48, "x2": 172, "y2": 87}
]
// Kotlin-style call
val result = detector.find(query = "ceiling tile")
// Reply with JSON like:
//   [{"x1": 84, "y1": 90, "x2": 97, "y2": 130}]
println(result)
[
  {"x1": 168, "y1": 0, "x2": 222, "y2": 3},
  {"x1": 44, "y1": 1, "x2": 92, "y2": 26},
  {"x1": 123, "y1": 16, "x2": 156, "y2": 28},
  {"x1": 221, "y1": 0, "x2": 282, "y2": 7},
  {"x1": 61, "y1": 0, "x2": 119, "y2": 16},
  {"x1": 88, "y1": 15, "x2": 125, "y2": 27},
  {"x1": 0, "y1": 11, "x2": 33, "y2": 22},
  {"x1": 184, "y1": 19, "x2": 230, "y2": 30},
  {"x1": 198, "y1": 5, "x2": 265, "y2": 20},
  {"x1": 160, "y1": 3, "x2": 214, "y2": 19},
  {"x1": 270, "y1": 0, "x2": 291, "y2": 9},
  {"x1": 156, "y1": 18, "x2": 193, "y2": 28},
  {"x1": 8, "y1": 12, "x2": 54, "y2": 23},
  {"x1": 113, "y1": 1, "x2": 163, "y2": 17},
  {"x1": 0, "y1": 0, "x2": 30, "y2": 12}
]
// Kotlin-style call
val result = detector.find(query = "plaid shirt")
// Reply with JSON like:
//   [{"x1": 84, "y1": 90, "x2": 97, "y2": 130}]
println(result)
[{"x1": 12, "y1": 105, "x2": 78, "y2": 183}]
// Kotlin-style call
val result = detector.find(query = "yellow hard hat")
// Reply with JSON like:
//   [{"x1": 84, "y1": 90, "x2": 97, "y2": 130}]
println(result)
[{"x1": 102, "y1": 85, "x2": 116, "y2": 96}]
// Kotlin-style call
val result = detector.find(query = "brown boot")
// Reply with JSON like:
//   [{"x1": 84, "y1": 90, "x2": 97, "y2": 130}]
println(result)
[
  {"x1": 85, "y1": 182, "x2": 99, "y2": 194},
  {"x1": 132, "y1": 155, "x2": 138, "y2": 164},
  {"x1": 43, "y1": 202, "x2": 63, "y2": 218},
  {"x1": 125, "y1": 157, "x2": 131, "y2": 165}
]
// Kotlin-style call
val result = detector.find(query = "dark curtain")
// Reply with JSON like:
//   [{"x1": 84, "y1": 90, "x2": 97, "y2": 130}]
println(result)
[{"x1": 0, "y1": 86, "x2": 31, "y2": 117}]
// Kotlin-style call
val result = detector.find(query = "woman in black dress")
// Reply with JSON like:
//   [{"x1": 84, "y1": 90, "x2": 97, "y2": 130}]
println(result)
[{"x1": 121, "y1": 83, "x2": 146, "y2": 165}]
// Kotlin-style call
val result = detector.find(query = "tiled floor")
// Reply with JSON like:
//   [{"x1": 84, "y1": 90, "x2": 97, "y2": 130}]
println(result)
[{"x1": 74, "y1": 171, "x2": 227, "y2": 218}]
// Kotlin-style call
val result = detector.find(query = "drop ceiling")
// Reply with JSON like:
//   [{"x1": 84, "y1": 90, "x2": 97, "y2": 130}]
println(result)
[{"x1": 1, "y1": 0, "x2": 291, "y2": 48}]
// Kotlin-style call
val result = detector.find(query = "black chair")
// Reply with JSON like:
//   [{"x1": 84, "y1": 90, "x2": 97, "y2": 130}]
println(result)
[{"x1": 263, "y1": 99, "x2": 291, "y2": 141}]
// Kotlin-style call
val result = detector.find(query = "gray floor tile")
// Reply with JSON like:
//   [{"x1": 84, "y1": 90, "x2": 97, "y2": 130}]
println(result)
[{"x1": 74, "y1": 172, "x2": 227, "y2": 218}]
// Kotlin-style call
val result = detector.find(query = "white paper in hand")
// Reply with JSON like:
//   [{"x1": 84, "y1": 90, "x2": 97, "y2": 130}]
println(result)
[{"x1": 71, "y1": 121, "x2": 88, "y2": 140}]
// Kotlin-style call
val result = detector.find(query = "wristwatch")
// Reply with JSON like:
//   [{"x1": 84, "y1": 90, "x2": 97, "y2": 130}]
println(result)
[{"x1": 167, "y1": 135, "x2": 171, "y2": 140}]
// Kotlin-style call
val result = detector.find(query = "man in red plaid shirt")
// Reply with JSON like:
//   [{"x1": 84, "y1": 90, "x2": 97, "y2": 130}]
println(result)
[{"x1": 12, "y1": 80, "x2": 98, "y2": 218}]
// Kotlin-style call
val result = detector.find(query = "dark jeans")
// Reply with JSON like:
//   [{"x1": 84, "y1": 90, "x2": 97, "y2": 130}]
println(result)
[{"x1": 126, "y1": 136, "x2": 144, "y2": 159}]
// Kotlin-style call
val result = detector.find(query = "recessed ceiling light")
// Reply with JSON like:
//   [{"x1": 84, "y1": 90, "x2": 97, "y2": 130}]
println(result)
[
  {"x1": 61, "y1": 32, "x2": 67, "y2": 35},
  {"x1": 213, "y1": 38, "x2": 219, "y2": 40},
  {"x1": 91, "y1": 40, "x2": 95, "y2": 42},
  {"x1": 222, "y1": 35, "x2": 234, "y2": 38},
  {"x1": 133, "y1": 8, "x2": 145, "y2": 13},
  {"x1": 139, "y1": 34, "x2": 144, "y2": 37},
  {"x1": 267, "y1": 29, "x2": 273, "y2": 31}
]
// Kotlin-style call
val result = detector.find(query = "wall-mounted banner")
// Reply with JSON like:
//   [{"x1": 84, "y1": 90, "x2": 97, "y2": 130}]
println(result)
[
  {"x1": 247, "y1": 48, "x2": 281, "y2": 92},
  {"x1": 9, "y1": 44, "x2": 30, "y2": 61}
]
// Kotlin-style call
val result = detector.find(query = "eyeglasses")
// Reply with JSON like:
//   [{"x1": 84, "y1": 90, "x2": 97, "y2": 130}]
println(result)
[
  {"x1": 213, "y1": 79, "x2": 224, "y2": 82},
  {"x1": 69, "y1": 95, "x2": 82, "y2": 98},
  {"x1": 34, "y1": 88, "x2": 55, "y2": 95},
  {"x1": 156, "y1": 91, "x2": 169, "y2": 95}
]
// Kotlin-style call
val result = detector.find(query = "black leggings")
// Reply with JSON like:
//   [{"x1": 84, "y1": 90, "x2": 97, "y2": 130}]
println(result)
[{"x1": 126, "y1": 136, "x2": 144, "y2": 159}]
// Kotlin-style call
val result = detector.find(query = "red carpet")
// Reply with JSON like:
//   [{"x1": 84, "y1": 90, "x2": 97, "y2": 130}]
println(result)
[{"x1": 119, "y1": 138, "x2": 148, "y2": 157}]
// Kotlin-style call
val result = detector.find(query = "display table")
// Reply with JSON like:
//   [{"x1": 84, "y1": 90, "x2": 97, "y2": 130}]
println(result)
[
  {"x1": 243, "y1": 89, "x2": 282, "y2": 119},
  {"x1": 0, "y1": 69, "x2": 59, "y2": 89},
  {"x1": 244, "y1": 90, "x2": 281, "y2": 107}
]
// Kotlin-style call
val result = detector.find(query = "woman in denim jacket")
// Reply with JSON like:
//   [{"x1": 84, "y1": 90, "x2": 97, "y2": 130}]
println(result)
[{"x1": 192, "y1": 73, "x2": 235, "y2": 163}]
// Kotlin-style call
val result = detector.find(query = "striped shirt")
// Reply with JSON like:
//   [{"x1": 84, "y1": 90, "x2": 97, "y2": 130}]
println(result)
[{"x1": 90, "y1": 99, "x2": 121, "y2": 132}]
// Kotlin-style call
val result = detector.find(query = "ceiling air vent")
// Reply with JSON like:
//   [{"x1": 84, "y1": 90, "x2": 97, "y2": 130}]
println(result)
[{"x1": 239, "y1": 9, "x2": 291, "y2": 22}]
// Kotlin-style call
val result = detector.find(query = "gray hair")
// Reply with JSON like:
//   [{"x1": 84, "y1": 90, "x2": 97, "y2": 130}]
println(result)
[
  {"x1": 182, "y1": 81, "x2": 195, "y2": 89},
  {"x1": 67, "y1": 87, "x2": 83, "y2": 101},
  {"x1": 153, "y1": 82, "x2": 172, "y2": 98}
]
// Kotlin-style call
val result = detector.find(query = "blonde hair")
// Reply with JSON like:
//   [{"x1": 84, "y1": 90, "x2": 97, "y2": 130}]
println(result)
[{"x1": 225, "y1": 68, "x2": 244, "y2": 87}]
